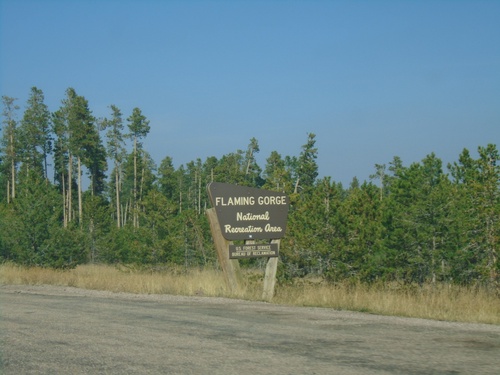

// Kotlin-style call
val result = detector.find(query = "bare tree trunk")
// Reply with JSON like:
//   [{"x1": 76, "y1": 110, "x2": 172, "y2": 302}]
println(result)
[
  {"x1": 68, "y1": 154, "x2": 73, "y2": 223},
  {"x1": 115, "y1": 164, "x2": 120, "y2": 228},
  {"x1": 179, "y1": 178, "x2": 182, "y2": 213},
  {"x1": 62, "y1": 172, "x2": 67, "y2": 228},
  {"x1": 78, "y1": 156, "x2": 82, "y2": 225},
  {"x1": 294, "y1": 178, "x2": 300, "y2": 194},
  {"x1": 432, "y1": 236, "x2": 436, "y2": 284},
  {"x1": 121, "y1": 203, "x2": 126, "y2": 227},
  {"x1": 11, "y1": 158, "x2": 15, "y2": 200},
  {"x1": 133, "y1": 137, "x2": 138, "y2": 228},
  {"x1": 198, "y1": 170, "x2": 201, "y2": 215},
  {"x1": 138, "y1": 151, "x2": 145, "y2": 228},
  {"x1": 44, "y1": 154, "x2": 48, "y2": 181},
  {"x1": 245, "y1": 150, "x2": 252, "y2": 175},
  {"x1": 90, "y1": 218, "x2": 95, "y2": 262},
  {"x1": 139, "y1": 152, "x2": 145, "y2": 202},
  {"x1": 10, "y1": 131, "x2": 15, "y2": 200}
]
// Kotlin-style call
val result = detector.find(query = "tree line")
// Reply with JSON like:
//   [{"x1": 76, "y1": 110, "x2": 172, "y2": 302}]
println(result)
[{"x1": 0, "y1": 87, "x2": 498, "y2": 287}]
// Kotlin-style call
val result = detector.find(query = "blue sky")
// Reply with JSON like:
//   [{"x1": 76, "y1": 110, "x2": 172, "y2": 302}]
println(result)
[{"x1": 1, "y1": 0, "x2": 499, "y2": 186}]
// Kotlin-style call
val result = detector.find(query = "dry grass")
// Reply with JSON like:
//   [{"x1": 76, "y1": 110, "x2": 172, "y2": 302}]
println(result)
[
  {"x1": 273, "y1": 280, "x2": 500, "y2": 324},
  {"x1": 1, "y1": 263, "x2": 498, "y2": 325},
  {"x1": 0, "y1": 263, "x2": 228, "y2": 297}
]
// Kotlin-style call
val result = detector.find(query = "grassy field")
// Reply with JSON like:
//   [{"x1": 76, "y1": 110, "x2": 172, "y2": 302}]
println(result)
[{"x1": 1, "y1": 263, "x2": 498, "y2": 325}]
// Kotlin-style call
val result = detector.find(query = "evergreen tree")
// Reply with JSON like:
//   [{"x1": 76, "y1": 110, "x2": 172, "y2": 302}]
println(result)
[
  {"x1": 158, "y1": 156, "x2": 177, "y2": 200},
  {"x1": 1, "y1": 96, "x2": 20, "y2": 203},
  {"x1": 52, "y1": 103, "x2": 73, "y2": 226},
  {"x1": 81, "y1": 194, "x2": 111, "y2": 263},
  {"x1": 295, "y1": 132, "x2": 318, "y2": 193},
  {"x1": 384, "y1": 154, "x2": 453, "y2": 284},
  {"x1": 18, "y1": 87, "x2": 52, "y2": 179},
  {"x1": 243, "y1": 137, "x2": 263, "y2": 187},
  {"x1": 120, "y1": 149, "x2": 156, "y2": 227},
  {"x1": 127, "y1": 107, "x2": 150, "y2": 227},
  {"x1": 213, "y1": 150, "x2": 246, "y2": 185},
  {"x1": 103, "y1": 105, "x2": 126, "y2": 227},
  {"x1": 203, "y1": 156, "x2": 218, "y2": 181},
  {"x1": 11, "y1": 170, "x2": 57, "y2": 265},
  {"x1": 263, "y1": 151, "x2": 291, "y2": 192},
  {"x1": 449, "y1": 145, "x2": 499, "y2": 285},
  {"x1": 336, "y1": 181, "x2": 385, "y2": 282},
  {"x1": 67, "y1": 89, "x2": 105, "y2": 220},
  {"x1": 0, "y1": 169, "x2": 84, "y2": 268},
  {"x1": 369, "y1": 163, "x2": 387, "y2": 201}
]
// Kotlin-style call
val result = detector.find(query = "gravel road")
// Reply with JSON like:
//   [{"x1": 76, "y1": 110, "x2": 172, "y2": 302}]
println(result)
[{"x1": 1, "y1": 284, "x2": 499, "y2": 374}]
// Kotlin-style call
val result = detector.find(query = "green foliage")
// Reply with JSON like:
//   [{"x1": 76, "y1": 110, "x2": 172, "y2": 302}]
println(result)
[
  {"x1": 41, "y1": 224, "x2": 88, "y2": 269},
  {"x1": 18, "y1": 87, "x2": 52, "y2": 178},
  {"x1": 1, "y1": 87, "x2": 499, "y2": 288},
  {"x1": 296, "y1": 132, "x2": 319, "y2": 192},
  {"x1": 0, "y1": 171, "x2": 86, "y2": 268}
]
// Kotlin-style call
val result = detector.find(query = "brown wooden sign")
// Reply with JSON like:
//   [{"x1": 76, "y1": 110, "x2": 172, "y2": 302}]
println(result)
[{"x1": 207, "y1": 182, "x2": 289, "y2": 241}]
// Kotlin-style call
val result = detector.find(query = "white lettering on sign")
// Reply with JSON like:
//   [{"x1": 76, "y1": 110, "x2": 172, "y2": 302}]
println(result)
[
  {"x1": 215, "y1": 196, "x2": 255, "y2": 206},
  {"x1": 215, "y1": 195, "x2": 287, "y2": 206},
  {"x1": 265, "y1": 223, "x2": 283, "y2": 233},
  {"x1": 236, "y1": 211, "x2": 270, "y2": 221},
  {"x1": 224, "y1": 225, "x2": 264, "y2": 234},
  {"x1": 257, "y1": 196, "x2": 287, "y2": 205}
]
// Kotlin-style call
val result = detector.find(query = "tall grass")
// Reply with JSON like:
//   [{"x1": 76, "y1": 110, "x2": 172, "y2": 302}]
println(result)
[
  {"x1": 273, "y1": 280, "x2": 499, "y2": 324},
  {"x1": 1, "y1": 263, "x2": 498, "y2": 325}
]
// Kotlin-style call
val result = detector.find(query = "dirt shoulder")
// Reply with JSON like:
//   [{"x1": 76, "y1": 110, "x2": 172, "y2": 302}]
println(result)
[{"x1": 1, "y1": 284, "x2": 499, "y2": 374}]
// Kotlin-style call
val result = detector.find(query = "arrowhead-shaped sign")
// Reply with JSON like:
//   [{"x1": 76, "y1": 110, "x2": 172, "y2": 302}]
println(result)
[{"x1": 207, "y1": 182, "x2": 289, "y2": 240}]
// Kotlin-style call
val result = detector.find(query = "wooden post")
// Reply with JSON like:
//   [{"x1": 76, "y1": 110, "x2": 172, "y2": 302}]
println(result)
[
  {"x1": 262, "y1": 239, "x2": 279, "y2": 302},
  {"x1": 206, "y1": 208, "x2": 242, "y2": 294}
]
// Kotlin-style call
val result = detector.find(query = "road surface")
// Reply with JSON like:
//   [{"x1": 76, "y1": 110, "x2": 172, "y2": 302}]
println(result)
[{"x1": 1, "y1": 285, "x2": 499, "y2": 374}]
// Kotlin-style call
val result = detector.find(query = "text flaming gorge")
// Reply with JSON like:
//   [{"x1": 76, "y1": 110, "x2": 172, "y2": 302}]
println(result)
[{"x1": 215, "y1": 196, "x2": 287, "y2": 206}]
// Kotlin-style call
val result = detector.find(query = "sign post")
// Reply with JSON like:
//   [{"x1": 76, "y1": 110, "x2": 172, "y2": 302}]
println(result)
[
  {"x1": 206, "y1": 208, "x2": 242, "y2": 294},
  {"x1": 206, "y1": 182, "x2": 289, "y2": 301}
]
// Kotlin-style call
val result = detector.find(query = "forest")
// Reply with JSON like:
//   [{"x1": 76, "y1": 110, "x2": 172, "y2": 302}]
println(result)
[{"x1": 0, "y1": 87, "x2": 498, "y2": 288}]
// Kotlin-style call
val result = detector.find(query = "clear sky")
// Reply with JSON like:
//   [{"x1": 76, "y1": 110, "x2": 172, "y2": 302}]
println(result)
[{"x1": 1, "y1": 0, "x2": 499, "y2": 186}]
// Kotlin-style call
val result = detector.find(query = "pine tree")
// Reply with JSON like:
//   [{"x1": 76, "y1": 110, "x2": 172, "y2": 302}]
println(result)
[
  {"x1": 52, "y1": 104, "x2": 72, "y2": 226},
  {"x1": 369, "y1": 163, "x2": 387, "y2": 201},
  {"x1": 213, "y1": 150, "x2": 246, "y2": 185},
  {"x1": 127, "y1": 107, "x2": 150, "y2": 227},
  {"x1": 243, "y1": 137, "x2": 263, "y2": 187},
  {"x1": 296, "y1": 132, "x2": 318, "y2": 193},
  {"x1": 103, "y1": 105, "x2": 126, "y2": 227},
  {"x1": 1, "y1": 96, "x2": 20, "y2": 203},
  {"x1": 18, "y1": 87, "x2": 52, "y2": 179},
  {"x1": 158, "y1": 156, "x2": 178, "y2": 201},
  {"x1": 263, "y1": 151, "x2": 291, "y2": 192},
  {"x1": 449, "y1": 145, "x2": 500, "y2": 285}
]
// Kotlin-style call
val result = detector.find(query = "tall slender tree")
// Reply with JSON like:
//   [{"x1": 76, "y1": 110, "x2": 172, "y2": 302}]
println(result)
[
  {"x1": 127, "y1": 107, "x2": 150, "y2": 227},
  {"x1": 370, "y1": 163, "x2": 387, "y2": 201},
  {"x1": 52, "y1": 103, "x2": 71, "y2": 226},
  {"x1": 296, "y1": 132, "x2": 318, "y2": 193},
  {"x1": 449, "y1": 145, "x2": 499, "y2": 284},
  {"x1": 103, "y1": 105, "x2": 126, "y2": 227},
  {"x1": 243, "y1": 137, "x2": 263, "y2": 187},
  {"x1": 158, "y1": 156, "x2": 178, "y2": 201},
  {"x1": 53, "y1": 88, "x2": 105, "y2": 226},
  {"x1": 67, "y1": 89, "x2": 89, "y2": 223},
  {"x1": 1, "y1": 96, "x2": 20, "y2": 202},
  {"x1": 213, "y1": 150, "x2": 246, "y2": 185},
  {"x1": 263, "y1": 150, "x2": 290, "y2": 192},
  {"x1": 18, "y1": 87, "x2": 52, "y2": 179},
  {"x1": 66, "y1": 89, "x2": 106, "y2": 221}
]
